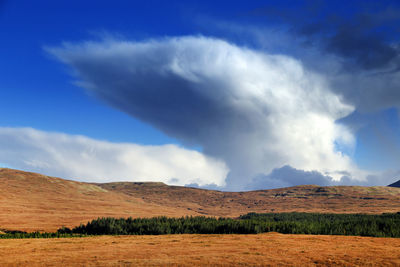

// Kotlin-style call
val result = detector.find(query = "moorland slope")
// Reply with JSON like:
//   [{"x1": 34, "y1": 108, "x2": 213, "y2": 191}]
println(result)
[{"x1": 1, "y1": 168, "x2": 399, "y2": 231}]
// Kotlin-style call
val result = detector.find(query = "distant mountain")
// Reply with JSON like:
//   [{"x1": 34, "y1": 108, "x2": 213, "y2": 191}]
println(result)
[
  {"x1": 1, "y1": 168, "x2": 400, "y2": 232},
  {"x1": 388, "y1": 180, "x2": 400, "y2": 187}
]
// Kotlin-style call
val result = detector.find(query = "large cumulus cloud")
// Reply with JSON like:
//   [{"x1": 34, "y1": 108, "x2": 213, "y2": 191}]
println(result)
[
  {"x1": 0, "y1": 127, "x2": 228, "y2": 185},
  {"x1": 48, "y1": 36, "x2": 363, "y2": 190}
]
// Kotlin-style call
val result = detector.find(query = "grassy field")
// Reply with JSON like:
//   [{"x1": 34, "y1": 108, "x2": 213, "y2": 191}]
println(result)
[{"x1": 1, "y1": 233, "x2": 400, "y2": 266}]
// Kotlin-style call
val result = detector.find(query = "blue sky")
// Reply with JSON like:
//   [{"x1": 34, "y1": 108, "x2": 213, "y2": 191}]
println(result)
[{"x1": 1, "y1": 0, "x2": 400, "y2": 189}]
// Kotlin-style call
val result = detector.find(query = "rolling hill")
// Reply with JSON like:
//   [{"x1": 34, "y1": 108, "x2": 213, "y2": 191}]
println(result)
[
  {"x1": 389, "y1": 180, "x2": 400, "y2": 187},
  {"x1": 1, "y1": 168, "x2": 400, "y2": 232}
]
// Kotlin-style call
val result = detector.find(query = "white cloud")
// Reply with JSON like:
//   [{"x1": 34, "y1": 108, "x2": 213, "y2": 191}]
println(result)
[
  {"x1": 0, "y1": 127, "x2": 229, "y2": 186},
  {"x1": 48, "y1": 36, "x2": 368, "y2": 190}
]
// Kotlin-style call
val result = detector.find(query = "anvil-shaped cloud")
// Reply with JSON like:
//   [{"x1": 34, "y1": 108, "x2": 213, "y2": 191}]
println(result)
[{"x1": 48, "y1": 36, "x2": 363, "y2": 190}]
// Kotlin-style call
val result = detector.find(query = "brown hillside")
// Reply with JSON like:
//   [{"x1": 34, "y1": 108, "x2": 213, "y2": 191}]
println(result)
[
  {"x1": 0, "y1": 168, "x2": 198, "y2": 232},
  {"x1": 97, "y1": 181, "x2": 400, "y2": 217},
  {"x1": 1, "y1": 168, "x2": 400, "y2": 232}
]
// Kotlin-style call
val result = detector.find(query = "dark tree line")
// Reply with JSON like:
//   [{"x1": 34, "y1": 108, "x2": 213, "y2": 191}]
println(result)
[
  {"x1": 2, "y1": 212, "x2": 400, "y2": 239},
  {"x1": 0, "y1": 231, "x2": 83, "y2": 239},
  {"x1": 239, "y1": 212, "x2": 400, "y2": 237},
  {"x1": 61, "y1": 212, "x2": 400, "y2": 237}
]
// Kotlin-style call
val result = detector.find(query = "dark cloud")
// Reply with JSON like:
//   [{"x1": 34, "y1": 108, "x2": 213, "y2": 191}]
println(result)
[
  {"x1": 302, "y1": 10, "x2": 400, "y2": 71},
  {"x1": 251, "y1": 1, "x2": 400, "y2": 72},
  {"x1": 190, "y1": 166, "x2": 400, "y2": 190},
  {"x1": 245, "y1": 1, "x2": 400, "y2": 115},
  {"x1": 334, "y1": 170, "x2": 400, "y2": 187},
  {"x1": 245, "y1": 165, "x2": 332, "y2": 190}
]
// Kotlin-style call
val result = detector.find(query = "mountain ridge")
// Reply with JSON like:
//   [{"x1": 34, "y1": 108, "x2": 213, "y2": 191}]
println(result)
[
  {"x1": 1, "y1": 168, "x2": 400, "y2": 232},
  {"x1": 388, "y1": 180, "x2": 400, "y2": 188}
]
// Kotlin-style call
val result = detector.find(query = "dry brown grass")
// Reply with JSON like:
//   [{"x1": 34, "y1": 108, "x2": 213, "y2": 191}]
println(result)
[
  {"x1": 2, "y1": 168, "x2": 400, "y2": 266},
  {"x1": 98, "y1": 181, "x2": 400, "y2": 217},
  {"x1": 1, "y1": 233, "x2": 400, "y2": 266},
  {"x1": 0, "y1": 168, "x2": 198, "y2": 232},
  {"x1": 1, "y1": 168, "x2": 400, "y2": 232}
]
